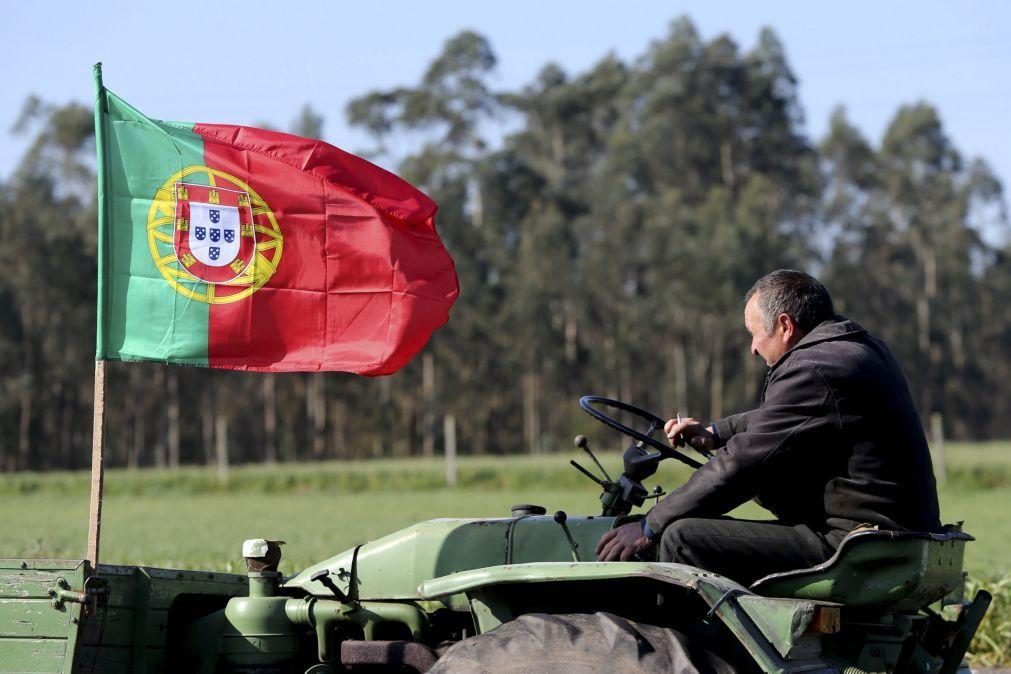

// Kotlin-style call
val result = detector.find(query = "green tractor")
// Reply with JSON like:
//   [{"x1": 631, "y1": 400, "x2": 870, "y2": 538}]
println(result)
[{"x1": 2, "y1": 397, "x2": 990, "y2": 673}]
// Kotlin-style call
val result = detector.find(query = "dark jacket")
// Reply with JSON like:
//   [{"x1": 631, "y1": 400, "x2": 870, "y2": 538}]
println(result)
[{"x1": 645, "y1": 316, "x2": 942, "y2": 540}]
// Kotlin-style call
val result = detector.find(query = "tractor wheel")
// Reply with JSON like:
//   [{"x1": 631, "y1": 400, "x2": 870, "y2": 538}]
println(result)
[{"x1": 429, "y1": 611, "x2": 734, "y2": 674}]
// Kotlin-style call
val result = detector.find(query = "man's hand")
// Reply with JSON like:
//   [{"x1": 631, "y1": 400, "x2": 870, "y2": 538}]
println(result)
[
  {"x1": 664, "y1": 416, "x2": 714, "y2": 452},
  {"x1": 595, "y1": 522, "x2": 654, "y2": 561}
]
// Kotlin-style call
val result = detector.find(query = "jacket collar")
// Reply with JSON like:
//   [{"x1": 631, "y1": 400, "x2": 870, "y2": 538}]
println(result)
[{"x1": 770, "y1": 315, "x2": 866, "y2": 371}]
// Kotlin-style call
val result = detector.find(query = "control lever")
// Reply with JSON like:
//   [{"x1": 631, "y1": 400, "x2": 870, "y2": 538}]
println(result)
[
  {"x1": 553, "y1": 511, "x2": 581, "y2": 562},
  {"x1": 569, "y1": 460, "x2": 604, "y2": 486},
  {"x1": 575, "y1": 435, "x2": 612, "y2": 482},
  {"x1": 310, "y1": 569, "x2": 348, "y2": 601}
]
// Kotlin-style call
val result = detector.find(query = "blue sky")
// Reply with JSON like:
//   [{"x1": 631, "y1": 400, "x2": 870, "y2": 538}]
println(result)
[{"x1": 4, "y1": 1, "x2": 1009, "y2": 243}]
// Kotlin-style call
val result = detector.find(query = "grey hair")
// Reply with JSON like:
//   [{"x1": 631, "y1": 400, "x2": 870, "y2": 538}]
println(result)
[{"x1": 745, "y1": 270, "x2": 835, "y2": 334}]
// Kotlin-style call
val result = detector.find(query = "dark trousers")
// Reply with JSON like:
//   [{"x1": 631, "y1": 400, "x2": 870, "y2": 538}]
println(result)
[{"x1": 658, "y1": 517, "x2": 844, "y2": 587}]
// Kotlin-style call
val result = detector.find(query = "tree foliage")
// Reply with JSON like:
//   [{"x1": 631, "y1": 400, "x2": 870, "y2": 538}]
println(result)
[{"x1": 1, "y1": 19, "x2": 1008, "y2": 471}]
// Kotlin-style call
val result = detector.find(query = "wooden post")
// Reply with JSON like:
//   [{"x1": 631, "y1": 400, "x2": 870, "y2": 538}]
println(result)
[
  {"x1": 444, "y1": 413, "x2": 457, "y2": 488},
  {"x1": 87, "y1": 360, "x2": 107, "y2": 574}
]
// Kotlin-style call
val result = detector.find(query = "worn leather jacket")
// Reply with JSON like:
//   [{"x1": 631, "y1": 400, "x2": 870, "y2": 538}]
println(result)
[{"x1": 645, "y1": 316, "x2": 942, "y2": 541}]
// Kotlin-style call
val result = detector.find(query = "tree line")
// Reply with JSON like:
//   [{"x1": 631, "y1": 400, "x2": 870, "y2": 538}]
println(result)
[{"x1": 2, "y1": 17, "x2": 1008, "y2": 472}]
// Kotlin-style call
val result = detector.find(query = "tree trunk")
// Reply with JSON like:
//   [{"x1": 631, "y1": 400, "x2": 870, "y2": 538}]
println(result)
[
  {"x1": 41, "y1": 381, "x2": 61, "y2": 470},
  {"x1": 422, "y1": 353, "x2": 436, "y2": 457},
  {"x1": 262, "y1": 376, "x2": 277, "y2": 463},
  {"x1": 309, "y1": 375, "x2": 326, "y2": 459},
  {"x1": 130, "y1": 406, "x2": 145, "y2": 470},
  {"x1": 395, "y1": 397, "x2": 412, "y2": 457},
  {"x1": 17, "y1": 309, "x2": 34, "y2": 471},
  {"x1": 470, "y1": 178, "x2": 484, "y2": 227},
  {"x1": 444, "y1": 413, "x2": 457, "y2": 487},
  {"x1": 709, "y1": 330, "x2": 725, "y2": 421},
  {"x1": 691, "y1": 331, "x2": 712, "y2": 417},
  {"x1": 673, "y1": 340, "x2": 688, "y2": 414},
  {"x1": 153, "y1": 366, "x2": 166, "y2": 468},
  {"x1": 202, "y1": 387, "x2": 215, "y2": 466},
  {"x1": 918, "y1": 245, "x2": 937, "y2": 416},
  {"x1": 167, "y1": 368, "x2": 180, "y2": 467},
  {"x1": 125, "y1": 367, "x2": 141, "y2": 469},
  {"x1": 565, "y1": 313, "x2": 578, "y2": 366},
  {"x1": 17, "y1": 383, "x2": 32, "y2": 471},
  {"x1": 331, "y1": 399, "x2": 346, "y2": 459},
  {"x1": 215, "y1": 414, "x2": 229, "y2": 483},
  {"x1": 720, "y1": 140, "x2": 736, "y2": 190},
  {"x1": 290, "y1": 376, "x2": 307, "y2": 461},
  {"x1": 60, "y1": 398, "x2": 74, "y2": 470},
  {"x1": 522, "y1": 371, "x2": 541, "y2": 454}
]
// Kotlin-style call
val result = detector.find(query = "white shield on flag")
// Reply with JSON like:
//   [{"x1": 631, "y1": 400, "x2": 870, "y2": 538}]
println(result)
[{"x1": 189, "y1": 202, "x2": 241, "y2": 267}]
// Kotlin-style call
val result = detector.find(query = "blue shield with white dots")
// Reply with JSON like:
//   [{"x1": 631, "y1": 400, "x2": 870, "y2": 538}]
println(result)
[{"x1": 184, "y1": 192, "x2": 247, "y2": 274}]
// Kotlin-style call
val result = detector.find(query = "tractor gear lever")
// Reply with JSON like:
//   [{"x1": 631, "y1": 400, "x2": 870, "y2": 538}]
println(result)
[
  {"x1": 575, "y1": 435, "x2": 612, "y2": 482},
  {"x1": 310, "y1": 569, "x2": 348, "y2": 602},
  {"x1": 569, "y1": 460, "x2": 604, "y2": 486},
  {"x1": 553, "y1": 511, "x2": 581, "y2": 562}
]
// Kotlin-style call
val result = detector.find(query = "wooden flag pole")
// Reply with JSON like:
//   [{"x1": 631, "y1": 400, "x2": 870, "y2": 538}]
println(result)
[{"x1": 87, "y1": 359, "x2": 107, "y2": 574}]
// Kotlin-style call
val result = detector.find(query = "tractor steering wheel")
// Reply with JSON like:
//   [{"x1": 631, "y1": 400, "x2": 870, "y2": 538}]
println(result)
[{"x1": 579, "y1": 396, "x2": 705, "y2": 470}]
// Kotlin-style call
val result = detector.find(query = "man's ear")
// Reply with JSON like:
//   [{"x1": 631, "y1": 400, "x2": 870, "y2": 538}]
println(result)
[{"x1": 776, "y1": 312, "x2": 795, "y2": 342}]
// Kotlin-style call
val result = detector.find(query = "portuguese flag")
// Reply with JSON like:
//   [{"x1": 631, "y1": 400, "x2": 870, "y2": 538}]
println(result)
[{"x1": 93, "y1": 65, "x2": 458, "y2": 375}]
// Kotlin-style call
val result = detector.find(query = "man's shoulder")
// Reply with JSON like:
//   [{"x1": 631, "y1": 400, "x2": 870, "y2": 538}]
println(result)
[
  {"x1": 779, "y1": 318, "x2": 903, "y2": 385},
  {"x1": 798, "y1": 315, "x2": 868, "y2": 346}
]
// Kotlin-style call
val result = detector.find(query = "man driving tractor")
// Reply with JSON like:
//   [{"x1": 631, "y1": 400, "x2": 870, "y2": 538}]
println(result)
[{"x1": 596, "y1": 269, "x2": 942, "y2": 585}]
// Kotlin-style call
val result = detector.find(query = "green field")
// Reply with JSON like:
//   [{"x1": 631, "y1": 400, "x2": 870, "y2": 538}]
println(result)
[
  {"x1": 3, "y1": 443, "x2": 1010, "y2": 665},
  {"x1": 3, "y1": 443, "x2": 1009, "y2": 575}
]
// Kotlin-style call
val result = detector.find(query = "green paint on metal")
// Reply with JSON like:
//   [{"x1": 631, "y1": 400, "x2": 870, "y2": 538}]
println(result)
[
  {"x1": 285, "y1": 516, "x2": 615, "y2": 601},
  {"x1": 736, "y1": 595, "x2": 824, "y2": 660},
  {"x1": 753, "y1": 533, "x2": 969, "y2": 611},
  {"x1": 467, "y1": 589, "x2": 514, "y2": 633},
  {"x1": 416, "y1": 560, "x2": 734, "y2": 598},
  {"x1": 0, "y1": 560, "x2": 86, "y2": 674}
]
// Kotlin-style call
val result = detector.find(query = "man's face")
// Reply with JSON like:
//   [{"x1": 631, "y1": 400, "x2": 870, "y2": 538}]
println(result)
[{"x1": 745, "y1": 294, "x2": 789, "y2": 366}]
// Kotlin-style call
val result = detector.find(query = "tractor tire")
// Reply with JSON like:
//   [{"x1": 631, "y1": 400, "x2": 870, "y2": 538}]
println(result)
[{"x1": 429, "y1": 611, "x2": 735, "y2": 674}]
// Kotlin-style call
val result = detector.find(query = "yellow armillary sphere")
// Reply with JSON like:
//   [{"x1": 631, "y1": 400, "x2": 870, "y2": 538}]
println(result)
[{"x1": 146, "y1": 165, "x2": 283, "y2": 304}]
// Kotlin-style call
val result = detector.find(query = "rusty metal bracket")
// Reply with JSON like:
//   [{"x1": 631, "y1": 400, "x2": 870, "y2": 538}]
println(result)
[
  {"x1": 48, "y1": 577, "x2": 87, "y2": 610},
  {"x1": 47, "y1": 575, "x2": 110, "y2": 616},
  {"x1": 706, "y1": 587, "x2": 747, "y2": 619}
]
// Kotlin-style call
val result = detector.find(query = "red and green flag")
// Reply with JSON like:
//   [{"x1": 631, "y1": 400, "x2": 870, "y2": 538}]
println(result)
[{"x1": 93, "y1": 64, "x2": 458, "y2": 374}]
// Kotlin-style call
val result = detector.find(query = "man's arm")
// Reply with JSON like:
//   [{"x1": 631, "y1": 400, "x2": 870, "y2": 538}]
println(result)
[
  {"x1": 712, "y1": 411, "x2": 752, "y2": 448},
  {"x1": 646, "y1": 361, "x2": 835, "y2": 535}
]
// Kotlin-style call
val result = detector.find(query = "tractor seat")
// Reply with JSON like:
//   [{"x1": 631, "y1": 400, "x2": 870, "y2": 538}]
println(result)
[{"x1": 749, "y1": 525, "x2": 973, "y2": 611}]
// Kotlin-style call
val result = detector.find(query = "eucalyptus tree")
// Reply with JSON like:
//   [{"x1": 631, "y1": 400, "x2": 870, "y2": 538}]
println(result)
[
  {"x1": 820, "y1": 105, "x2": 1007, "y2": 436},
  {"x1": 1, "y1": 99, "x2": 97, "y2": 470},
  {"x1": 584, "y1": 18, "x2": 818, "y2": 426},
  {"x1": 347, "y1": 30, "x2": 506, "y2": 453}
]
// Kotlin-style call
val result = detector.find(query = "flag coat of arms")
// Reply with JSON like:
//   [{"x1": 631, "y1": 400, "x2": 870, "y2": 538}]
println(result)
[{"x1": 93, "y1": 65, "x2": 459, "y2": 374}]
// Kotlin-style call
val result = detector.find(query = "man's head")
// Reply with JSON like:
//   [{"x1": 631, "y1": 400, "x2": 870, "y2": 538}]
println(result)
[{"x1": 744, "y1": 270, "x2": 835, "y2": 366}]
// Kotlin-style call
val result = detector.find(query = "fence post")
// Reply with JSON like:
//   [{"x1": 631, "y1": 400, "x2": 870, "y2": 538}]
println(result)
[{"x1": 444, "y1": 413, "x2": 457, "y2": 488}]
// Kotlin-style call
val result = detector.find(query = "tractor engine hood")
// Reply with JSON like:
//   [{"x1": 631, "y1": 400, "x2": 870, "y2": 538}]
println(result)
[{"x1": 284, "y1": 515, "x2": 616, "y2": 601}]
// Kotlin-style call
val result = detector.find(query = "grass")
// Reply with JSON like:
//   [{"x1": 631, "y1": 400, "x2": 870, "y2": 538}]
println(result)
[
  {"x1": 967, "y1": 575, "x2": 1011, "y2": 668},
  {"x1": 2, "y1": 442, "x2": 1009, "y2": 664}
]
